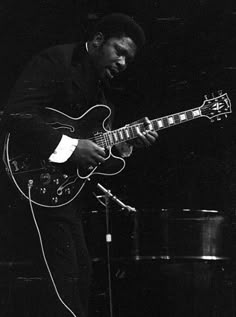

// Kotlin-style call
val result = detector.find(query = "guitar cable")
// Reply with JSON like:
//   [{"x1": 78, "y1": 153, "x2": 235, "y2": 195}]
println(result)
[{"x1": 27, "y1": 180, "x2": 78, "y2": 317}]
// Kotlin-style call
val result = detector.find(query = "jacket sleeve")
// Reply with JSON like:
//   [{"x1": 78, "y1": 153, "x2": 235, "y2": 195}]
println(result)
[{"x1": 4, "y1": 48, "x2": 67, "y2": 159}]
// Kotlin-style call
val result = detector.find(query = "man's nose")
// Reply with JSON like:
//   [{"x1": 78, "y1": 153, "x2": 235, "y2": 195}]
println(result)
[{"x1": 117, "y1": 56, "x2": 126, "y2": 71}]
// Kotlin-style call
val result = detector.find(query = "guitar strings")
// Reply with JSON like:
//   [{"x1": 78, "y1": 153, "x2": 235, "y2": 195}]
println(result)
[{"x1": 84, "y1": 122, "x2": 147, "y2": 149}]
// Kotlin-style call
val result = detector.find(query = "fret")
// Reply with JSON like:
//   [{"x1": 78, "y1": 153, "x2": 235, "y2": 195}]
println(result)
[
  {"x1": 101, "y1": 136, "x2": 106, "y2": 148},
  {"x1": 94, "y1": 134, "x2": 104, "y2": 148},
  {"x1": 149, "y1": 121, "x2": 155, "y2": 130},
  {"x1": 135, "y1": 125, "x2": 141, "y2": 134},
  {"x1": 151, "y1": 120, "x2": 158, "y2": 130},
  {"x1": 98, "y1": 138, "x2": 105, "y2": 148},
  {"x1": 157, "y1": 119, "x2": 164, "y2": 129},
  {"x1": 107, "y1": 132, "x2": 113, "y2": 145},
  {"x1": 173, "y1": 114, "x2": 181, "y2": 124},
  {"x1": 113, "y1": 131, "x2": 119, "y2": 143},
  {"x1": 104, "y1": 133, "x2": 110, "y2": 147},
  {"x1": 118, "y1": 129, "x2": 124, "y2": 140},
  {"x1": 130, "y1": 125, "x2": 137, "y2": 138},
  {"x1": 124, "y1": 127, "x2": 130, "y2": 139},
  {"x1": 179, "y1": 112, "x2": 187, "y2": 121},
  {"x1": 186, "y1": 110, "x2": 194, "y2": 120},
  {"x1": 192, "y1": 109, "x2": 201, "y2": 117},
  {"x1": 162, "y1": 117, "x2": 169, "y2": 128},
  {"x1": 168, "y1": 116, "x2": 175, "y2": 125},
  {"x1": 151, "y1": 120, "x2": 156, "y2": 130}
]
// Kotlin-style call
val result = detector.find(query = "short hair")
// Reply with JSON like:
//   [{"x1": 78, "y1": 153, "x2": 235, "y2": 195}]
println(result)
[{"x1": 88, "y1": 13, "x2": 146, "y2": 50}]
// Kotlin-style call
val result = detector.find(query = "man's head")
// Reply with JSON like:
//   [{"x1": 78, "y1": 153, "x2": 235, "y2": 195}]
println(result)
[{"x1": 87, "y1": 13, "x2": 146, "y2": 80}]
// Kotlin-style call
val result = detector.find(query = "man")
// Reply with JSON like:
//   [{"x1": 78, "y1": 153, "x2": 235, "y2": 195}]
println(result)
[{"x1": 0, "y1": 13, "x2": 158, "y2": 316}]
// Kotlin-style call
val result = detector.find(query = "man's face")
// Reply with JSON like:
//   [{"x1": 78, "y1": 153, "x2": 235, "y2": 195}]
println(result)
[{"x1": 92, "y1": 35, "x2": 137, "y2": 80}]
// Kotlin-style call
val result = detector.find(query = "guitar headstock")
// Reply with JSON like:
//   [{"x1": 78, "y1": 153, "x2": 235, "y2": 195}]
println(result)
[{"x1": 200, "y1": 92, "x2": 232, "y2": 121}]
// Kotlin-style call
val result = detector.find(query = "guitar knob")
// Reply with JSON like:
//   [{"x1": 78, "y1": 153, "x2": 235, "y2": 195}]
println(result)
[
  {"x1": 53, "y1": 178, "x2": 60, "y2": 185},
  {"x1": 40, "y1": 187, "x2": 47, "y2": 194},
  {"x1": 52, "y1": 197, "x2": 59, "y2": 204},
  {"x1": 65, "y1": 188, "x2": 71, "y2": 195}
]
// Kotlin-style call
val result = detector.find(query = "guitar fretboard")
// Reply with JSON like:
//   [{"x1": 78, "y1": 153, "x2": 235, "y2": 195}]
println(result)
[{"x1": 103, "y1": 107, "x2": 202, "y2": 147}]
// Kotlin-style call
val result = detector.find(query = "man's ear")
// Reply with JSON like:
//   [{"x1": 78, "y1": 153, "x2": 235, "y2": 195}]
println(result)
[{"x1": 92, "y1": 32, "x2": 105, "y2": 48}]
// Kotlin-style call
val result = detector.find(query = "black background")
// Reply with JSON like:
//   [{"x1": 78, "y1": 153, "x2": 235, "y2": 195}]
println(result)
[
  {"x1": 1, "y1": 0, "x2": 236, "y2": 212},
  {"x1": 1, "y1": 1, "x2": 236, "y2": 316}
]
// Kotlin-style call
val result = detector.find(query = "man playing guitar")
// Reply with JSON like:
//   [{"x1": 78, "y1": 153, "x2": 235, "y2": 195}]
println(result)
[{"x1": 0, "y1": 13, "x2": 157, "y2": 317}]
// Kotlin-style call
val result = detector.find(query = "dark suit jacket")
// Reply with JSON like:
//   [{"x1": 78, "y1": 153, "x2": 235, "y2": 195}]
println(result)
[
  {"x1": 0, "y1": 43, "x2": 113, "y2": 263},
  {"x1": 0, "y1": 46, "x2": 101, "y2": 315},
  {"x1": 3, "y1": 42, "x2": 109, "y2": 159}
]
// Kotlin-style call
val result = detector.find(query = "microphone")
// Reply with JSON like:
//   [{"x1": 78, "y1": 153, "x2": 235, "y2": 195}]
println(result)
[{"x1": 96, "y1": 183, "x2": 137, "y2": 213}]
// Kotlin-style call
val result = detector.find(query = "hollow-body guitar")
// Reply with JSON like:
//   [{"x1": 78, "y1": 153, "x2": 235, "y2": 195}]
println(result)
[{"x1": 3, "y1": 92, "x2": 231, "y2": 208}]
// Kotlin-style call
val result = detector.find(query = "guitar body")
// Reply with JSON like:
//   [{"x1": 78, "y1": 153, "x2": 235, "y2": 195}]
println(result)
[{"x1": 4, "y1": 105, "x2": 125, "y2": 208}]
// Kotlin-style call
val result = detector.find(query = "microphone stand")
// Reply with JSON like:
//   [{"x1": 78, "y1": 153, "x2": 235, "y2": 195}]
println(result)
[
  {"x1": 96, "y1": 183, "x2": 137, "y2": 317},
  {"x1": 96, "y1": 183, "x2": 137, "y2": 214}
]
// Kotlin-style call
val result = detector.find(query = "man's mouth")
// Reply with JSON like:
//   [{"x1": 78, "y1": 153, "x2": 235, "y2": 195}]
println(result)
[{"x1": 106, "y1": 68, "x2": 118, "y2": 79}]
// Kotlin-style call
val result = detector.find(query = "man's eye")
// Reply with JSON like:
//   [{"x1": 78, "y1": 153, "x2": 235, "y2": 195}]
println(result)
[
  {"x1": 116, "y1": 49, "x2": 123, "y2": 56},
  {"x1": 115, "y1": 46, "x2": 125, "y2": 55}
]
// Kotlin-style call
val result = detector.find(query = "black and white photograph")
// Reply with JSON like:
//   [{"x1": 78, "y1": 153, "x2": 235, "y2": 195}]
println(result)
[{"x1": 0, "y1": 1, "x2": 235, "y2": 316}]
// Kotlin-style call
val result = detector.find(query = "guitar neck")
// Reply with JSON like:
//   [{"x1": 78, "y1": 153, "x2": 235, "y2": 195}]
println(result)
[{"x1": 104, "y1": 107, "x2": 202, "y2": 147}]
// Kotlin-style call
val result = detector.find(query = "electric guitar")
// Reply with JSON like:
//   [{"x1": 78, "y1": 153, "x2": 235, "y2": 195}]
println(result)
[{"x1": 3, "y1": 92, "x2": 231, "y2": 208}]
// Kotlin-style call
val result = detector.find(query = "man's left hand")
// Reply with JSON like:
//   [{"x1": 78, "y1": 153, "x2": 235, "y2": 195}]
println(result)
[{"x1": 130, "y1": 117, "x2": 158, "y2": 148}]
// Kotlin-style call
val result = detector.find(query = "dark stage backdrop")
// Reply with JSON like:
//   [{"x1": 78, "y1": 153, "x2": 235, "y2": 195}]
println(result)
[
  {"x1": 1, "y1": 1, "x2": 236, "y2": 316},
  {"x1": 1, "y1": 0, "x2": 236, "y2": 211}
]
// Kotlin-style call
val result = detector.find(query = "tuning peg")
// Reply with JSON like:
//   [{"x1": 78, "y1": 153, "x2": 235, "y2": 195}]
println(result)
[
  {"x1": 218, "y1": 90, "x2": 223, "y2": 95},
  {"x1": 211, "y1": 92, "x2": 215, "y2": 98},
  {"x1": 217, "y1": 117, "x2": 222, "y2": 121},
  {"x1": 204, "y1": 95, "x2": 208, "y2": 100},
  {"x1": 225, "y1": 114, "x2": 228, "y2": 119}
]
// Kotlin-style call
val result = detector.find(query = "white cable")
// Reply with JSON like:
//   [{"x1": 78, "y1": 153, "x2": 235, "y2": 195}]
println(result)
[
  {"x1": 27, "y1": 180, "x2": 77, "y2": 317},
  {"x1": 92, "y1": 192, "x2": 106, "y2": 207}
]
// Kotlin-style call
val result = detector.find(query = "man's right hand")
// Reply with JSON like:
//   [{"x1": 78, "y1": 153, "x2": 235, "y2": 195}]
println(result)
[{"x1": 71, "y1": 139, "x2": 106, "y2": 169}]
